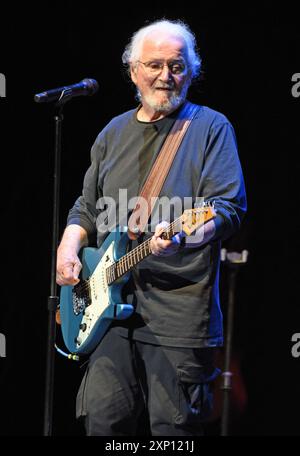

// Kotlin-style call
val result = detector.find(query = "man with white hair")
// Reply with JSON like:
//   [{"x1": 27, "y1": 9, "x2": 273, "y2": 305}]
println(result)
[{"x1": 57, "y1": 19, "x2": 246, "y2": 435}]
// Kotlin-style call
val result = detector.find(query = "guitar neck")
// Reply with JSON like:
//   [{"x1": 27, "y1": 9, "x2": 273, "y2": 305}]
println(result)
[
  {"x1": 105, "y1": 204, "x2": 215, "y2": 286},
  {"x1": 106, "y1": 217, "x2": 182, "y2": 285}
]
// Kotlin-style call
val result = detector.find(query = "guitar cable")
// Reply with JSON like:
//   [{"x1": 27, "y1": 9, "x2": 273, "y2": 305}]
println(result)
[{"x1": 55, "y1": 344, "x2": 80, "y2": 362}]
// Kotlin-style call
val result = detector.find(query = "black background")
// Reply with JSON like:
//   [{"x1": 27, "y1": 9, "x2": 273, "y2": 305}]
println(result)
[{"x1": 0, "y1": 1, "x2": 299, "y2": 436}]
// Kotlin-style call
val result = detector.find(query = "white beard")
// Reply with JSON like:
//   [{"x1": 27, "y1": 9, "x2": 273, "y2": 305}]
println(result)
[{"x1": 137, "y1": 82, "x2": 190, "y2": 114}]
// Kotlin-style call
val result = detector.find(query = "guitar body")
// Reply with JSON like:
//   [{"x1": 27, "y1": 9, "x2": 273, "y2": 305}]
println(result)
[{"x1": 60, "y1": 227, "x2": 134, "y2": 355}]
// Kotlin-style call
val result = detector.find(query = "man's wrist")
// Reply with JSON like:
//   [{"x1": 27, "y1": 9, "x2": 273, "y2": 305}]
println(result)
[
  {"x1": 177, "y1": 235, "x2": 186, "y2": 251},
  {"x1": 171, "y1": 232, "x2": 186, "y2": 251}
]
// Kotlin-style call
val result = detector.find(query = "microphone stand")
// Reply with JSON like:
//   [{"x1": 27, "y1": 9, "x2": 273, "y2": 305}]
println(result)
[
  {"x1": 43, "y1": 94, "x2": 70, "y2": 436},
  {"x1": 220, "y1": 249, "x2": 248, "y2": 436}
]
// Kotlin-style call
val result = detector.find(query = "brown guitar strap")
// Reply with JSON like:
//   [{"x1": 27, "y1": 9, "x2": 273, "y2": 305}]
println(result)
[{"x1": 128, "y1": 101, "x2": 200, "y2": 240}]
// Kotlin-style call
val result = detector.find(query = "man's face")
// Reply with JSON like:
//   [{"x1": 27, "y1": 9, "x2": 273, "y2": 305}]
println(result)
[{"x1": 130, "y1": 32, "x2": 192, "y2": 115}]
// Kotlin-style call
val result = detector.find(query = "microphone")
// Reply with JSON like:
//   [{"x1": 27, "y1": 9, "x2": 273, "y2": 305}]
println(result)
[{"x1": 34, "y1": 78, "x2": 99, "y2": 103}]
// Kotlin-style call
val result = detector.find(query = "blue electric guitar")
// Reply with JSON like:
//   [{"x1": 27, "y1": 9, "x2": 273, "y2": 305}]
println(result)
[{"x1": 59, "y1": 205, "x2": 215, "y2": 355}]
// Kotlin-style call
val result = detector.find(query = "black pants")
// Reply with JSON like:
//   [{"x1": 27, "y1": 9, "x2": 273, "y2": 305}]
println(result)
[{"x1": 76, "y1": 327, "x2": 220, "y2": 436}]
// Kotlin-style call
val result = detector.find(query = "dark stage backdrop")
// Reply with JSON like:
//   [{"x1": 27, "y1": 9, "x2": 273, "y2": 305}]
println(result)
[{"x1": 0, "y1": 2, "x2": 299, "y2": 436}]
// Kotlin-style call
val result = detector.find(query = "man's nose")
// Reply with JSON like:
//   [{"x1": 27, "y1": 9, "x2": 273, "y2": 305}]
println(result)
[{"x1": 159, "y1": 64, "x2": 173, "y2": 81}]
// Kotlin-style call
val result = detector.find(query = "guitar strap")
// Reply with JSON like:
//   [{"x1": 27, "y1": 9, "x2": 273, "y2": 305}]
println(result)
[{"x1": 127, "y1": 100, "x2": 200, "y2": 240}]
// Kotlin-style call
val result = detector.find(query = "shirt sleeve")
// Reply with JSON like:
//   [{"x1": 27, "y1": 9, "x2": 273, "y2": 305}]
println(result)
[
  {"x1": 67, "y1": 134, "x2": 104, "y2": 243},
  {"x1": 199, "y1": 117, "x2": 247, "y2": 241}
]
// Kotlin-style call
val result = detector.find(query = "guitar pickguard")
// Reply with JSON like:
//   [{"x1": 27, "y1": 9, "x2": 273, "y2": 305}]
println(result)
[{"x1": 74, "y1": 242, "x2": 115, "y2": 349}]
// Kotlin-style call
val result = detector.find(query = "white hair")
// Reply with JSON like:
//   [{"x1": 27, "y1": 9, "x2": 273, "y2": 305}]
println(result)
[{"x1": 122, "y1": 19, "x2": 202, "y2": 80}]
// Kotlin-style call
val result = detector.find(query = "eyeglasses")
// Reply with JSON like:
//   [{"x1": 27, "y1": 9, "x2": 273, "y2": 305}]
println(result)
[{"x1": 137, "y1": 60, "x2": 186, "y2": 76}]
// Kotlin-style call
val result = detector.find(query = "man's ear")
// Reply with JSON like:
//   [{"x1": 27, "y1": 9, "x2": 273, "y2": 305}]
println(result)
[
  {"x1": 130, "y1": 64, "x2": 137, "y2": 85},
  {"x1": 187, "y1": 69, "x2": 193, "y2": 87}
]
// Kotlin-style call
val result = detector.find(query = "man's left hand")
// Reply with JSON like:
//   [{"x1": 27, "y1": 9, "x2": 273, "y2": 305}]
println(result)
[{"x1": 150, "y1": 221, "x2": 183, "y2": 257}]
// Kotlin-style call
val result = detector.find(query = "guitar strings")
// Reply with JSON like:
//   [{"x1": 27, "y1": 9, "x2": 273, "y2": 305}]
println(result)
[
  {"x1": 106, "y1": 220, "x2": 179, "y2": 283},
  {"x1": 106, "y1": 208, "x2": 209, "y2": 282},
  {"x1": 73, "y1": 217, "x2": 181, "y2": 295},
  {"x1": 104, "y1": 216, "x2": 183, "y2": 284},
  {"x1": 73, "y1": 208, "x2": 208, "y2": 294}
]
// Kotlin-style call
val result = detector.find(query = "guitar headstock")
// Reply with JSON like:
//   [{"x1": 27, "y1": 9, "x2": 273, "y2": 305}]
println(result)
[{"x1": 180, "y1": 203, "x2": 216, "y2": 236}]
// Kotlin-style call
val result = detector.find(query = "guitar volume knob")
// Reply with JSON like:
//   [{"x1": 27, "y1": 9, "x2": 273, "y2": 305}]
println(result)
[
  {"x1": 79, "y1": 323, "x2": 87, "y2": 332},
  {"x1": 75, "y1": 337, "x2": 82, "y2": 346}
]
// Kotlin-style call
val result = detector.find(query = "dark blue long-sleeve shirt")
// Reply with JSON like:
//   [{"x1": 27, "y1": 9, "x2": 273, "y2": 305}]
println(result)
[{"x1": 67, "y1": 102, "x2": 246, "y2": 347}]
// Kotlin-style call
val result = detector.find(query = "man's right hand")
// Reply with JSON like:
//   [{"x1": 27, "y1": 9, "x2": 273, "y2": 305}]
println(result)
[
  {"x1": 56, "y1": 247, "x2": 82, "y2": 286},
  {"x1": 56, "y1": 224, "x2": 88, "y2": 286}
]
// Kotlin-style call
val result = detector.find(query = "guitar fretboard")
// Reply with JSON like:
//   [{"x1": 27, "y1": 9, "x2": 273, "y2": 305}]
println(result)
[
  {"x1": 104, "y1": 204, "x2": 214, "y2": 285},
  {"x1": 105, "y1": 218, "x2": 181, "y2": 285}
]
